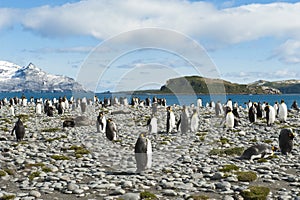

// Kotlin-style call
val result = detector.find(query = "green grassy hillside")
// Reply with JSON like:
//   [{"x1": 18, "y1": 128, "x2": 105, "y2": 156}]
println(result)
[{"x1": 159, "y1": 76, "x2": 270, "y2": 94}]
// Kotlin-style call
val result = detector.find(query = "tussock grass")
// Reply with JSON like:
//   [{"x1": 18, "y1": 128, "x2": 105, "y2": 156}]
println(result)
[
  {"x1": 42, "y1": 167, "x2": 52, "y2": 173},
  {"x1": 219, "y1": 164, "x2": 239, "y2": 172},
  {"x1": 51, "y1": 154, "x2": 70, "y2": 160},
  {"x1": 3, "y1": 168, "x2": 14, "y2": 175},
  {"x1": 0, "y1": 170, "x2": 6, "y2": 176},
  {"x1": 220, "y1": 137, "x2": 230, "y2": 145},
  {"x1": 42, "y1": 127, "x2": 61, "y2": 132},
  {"x1": 69, "y1": 145, "x2": 90, "y2": 158},
  {"x1": 25, "y1": 163, "x2": 45, "y2": 168},
  {"x1": 140, "y1": 191, "x2": 158, "y2": 199},
  {"x1": 236, "y1": 171, "x2": 257, "y2": 182},
  {"x1": 240, "y1": 186, "x2": 270, "y2": 200},
  {"x1": 0, "y1": 194, "x2": 16, "y2": 200},
  {"x1": 28, "y1": 171, "x2": 41, "y2": 181},
  {"x1": 186, "y1": 195, "x2": 209, "y2": 200}
]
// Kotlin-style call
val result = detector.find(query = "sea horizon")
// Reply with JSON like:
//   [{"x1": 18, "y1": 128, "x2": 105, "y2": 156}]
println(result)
[{"x1": 0, "y1": 91, "x2": 299, "y2": 108}]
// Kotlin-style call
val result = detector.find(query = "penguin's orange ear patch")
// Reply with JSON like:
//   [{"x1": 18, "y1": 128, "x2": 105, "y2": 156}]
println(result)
[
  {"x1": 289, "y1": 132, "x2": 295, "y2": 138},
  {"x1": 271, "y1": 146, "x2": 278, "y2": 151}
]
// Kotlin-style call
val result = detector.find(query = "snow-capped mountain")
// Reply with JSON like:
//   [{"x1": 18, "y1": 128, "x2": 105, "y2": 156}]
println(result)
[
  {"x1": 249, "y1": 79, "x2": 300, "y2": 94},
  {"x1": 0, "y1": 61, "x2": 86, "y2": 92}
]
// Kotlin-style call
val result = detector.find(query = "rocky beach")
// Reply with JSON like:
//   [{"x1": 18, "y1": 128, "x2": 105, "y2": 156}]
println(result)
[{"x1": 0, "y1": 98, "x2": 299, "y2": 200}]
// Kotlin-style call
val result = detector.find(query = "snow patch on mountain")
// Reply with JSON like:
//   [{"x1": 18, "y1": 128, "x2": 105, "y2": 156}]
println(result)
[
  {"x1": 0, "y1": 61, "x2": 22, "y2": 81},
  {"x1": 0, "y1": 61, "x2": 86, "y2": 92}
]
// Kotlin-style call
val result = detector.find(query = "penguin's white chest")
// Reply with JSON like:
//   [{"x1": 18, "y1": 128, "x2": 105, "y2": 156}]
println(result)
[
  {"x1": 149, "y1": 118, "x2": 157, "y2": 134},
  {"x1": 146, "y1": 139, "x2": 152, "y2": 169},
  {"x1": 101, "y1": 116, "x2": 107, "y2": 133},
  {"x1": 269, "y1": 107, "x2": 276, "y2": 123},
  {"x1": 170, "y1": 112, "x2": 176, "y2": 128},
  {"x1": 36, "y1": 105, "x2": 42, "y2": 114},
  {"x1": 10, "y1": 107, "x2": 15, "y2": 116},
  {"x1": 278, "y1": 104, "x2": 287, "y2": 121},
  {"x1": 190, "y1": 114, "x2": 199, "y2": 132},
  {"x1": 226, "y1": 113, "x2": 234, "y2": 128}
]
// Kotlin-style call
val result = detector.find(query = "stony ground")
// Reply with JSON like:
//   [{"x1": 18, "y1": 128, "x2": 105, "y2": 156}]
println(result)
[{"x1": 0, "y1": 103, "x2": 300, "y2": 200}]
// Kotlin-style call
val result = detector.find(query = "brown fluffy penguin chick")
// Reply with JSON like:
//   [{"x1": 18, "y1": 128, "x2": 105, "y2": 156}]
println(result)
[{"x1": 279, "y1": 128, "x2": 295, "y2": 155}]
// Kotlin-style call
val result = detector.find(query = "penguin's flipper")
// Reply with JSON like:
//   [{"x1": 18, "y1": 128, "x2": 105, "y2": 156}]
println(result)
[
  {"x1": 147, "y1": 118, "x2": 151, "y2": 126},
  {"x1": 112, "y1": 122, "x2": 117, "y2": 132},
  {"x1": 176, "y1": 118, "x2": 181, "y2": 131},
  {"x1": 231, "y1": 156, "x2": 243, "y2": 162},
  {"x1": 11, "y1": 125, "x2": 16, "y2": 136}
]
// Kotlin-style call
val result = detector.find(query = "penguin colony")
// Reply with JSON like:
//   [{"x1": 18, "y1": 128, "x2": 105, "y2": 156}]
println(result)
[{"x1": 0, "y1": 95, "x2": 298, "y2": 174}]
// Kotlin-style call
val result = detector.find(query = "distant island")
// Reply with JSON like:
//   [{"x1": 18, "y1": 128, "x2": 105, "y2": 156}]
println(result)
[{"x1": 131, "y1": 76, "x2": 300, "y2": 95}]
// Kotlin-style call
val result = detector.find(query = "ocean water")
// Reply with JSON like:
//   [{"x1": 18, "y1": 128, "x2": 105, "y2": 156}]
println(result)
[{"x1": 0, "y1": 92, "x2": 299, "y2": 108}]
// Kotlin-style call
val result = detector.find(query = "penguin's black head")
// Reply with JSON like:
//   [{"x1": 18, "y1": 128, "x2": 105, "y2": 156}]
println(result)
[
  {"x1": 139, "y1": 133, "x2": 147, "y2": 138},
  {"x1": 17, "y1": 118, "x2": 23, "y2": 125},
  {"x1": 99, "y1": 111, "x2": 104, "y2": 116},
  {"x1": 225, "y1": 106, "x2": 232, "y2": 113},
  {"x1": 289, "y1": 130, "x2": 295, "y2": 139}
]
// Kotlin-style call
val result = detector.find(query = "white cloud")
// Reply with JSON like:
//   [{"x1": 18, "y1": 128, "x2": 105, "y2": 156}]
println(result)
[
  {"x1": 274, "y1": 40, "x2": 300, "y2": 64},
  {"x1": 1, "y1": 0, "x2": 300, "y2": 44},
  {"x1": 0, "y1": 8, "x2": 19, "y2": 29},
  {"x1": 23, "y1": 46, "x2": 94, "y2": 54}
]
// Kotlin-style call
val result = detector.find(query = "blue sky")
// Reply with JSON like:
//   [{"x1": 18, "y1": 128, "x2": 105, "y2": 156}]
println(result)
[{"x1": 1, "y1": 0, "x2": 300, "y2": 92}]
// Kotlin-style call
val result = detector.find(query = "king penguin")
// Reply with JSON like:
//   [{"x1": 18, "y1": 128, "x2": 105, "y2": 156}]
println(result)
[
  {"x1": 256, "y1": 102, "x2": 263, "y2": 119},
  {"x1": 279, "y1": 128, "x2": 295, "y2": 155},
  {"x1": 226, "y1": 99, "x2": 233, "y2": 110},
  {"x1": 134, "y1": 133, "x2": 152, "y2": 173},
  {"x1": 177, "y1": 105, "x2": 189, "y2": 134},
  {"x1": 9, "y1": 105, "x2": 15, "y2": 116},
  {"x1": 215, "y1": 101, "x2": 223, "y2": 117},
  {"x1": 105, "y1": 118, "x2": 117, "y2": 141},
  {"x1": 190, "y1": 109, "x2": 199, "y2": 133},
  {"x1": 80, "y1": 98, "x2": 87, "y2": 113},
  {"x1": 11, "y1": 118, "x2": 25, "y2": 142},
  {"x1": 57, "y1": 101, "x2": 64, "y2": 115},
  {"x1": 240, "y1": 143, "x2": 276, "y2": 161},
  {"x1": 264, "y1": 103, "x2": 276, "y2": 126},
  {"x1": 147, "y1": 115, "x2": 158, "y2": 134},
  {"x1": 166, "y1": 106, "x2": 176, "y2": 133},
  {"x1": 278, "y1": 99, "x2": 288, "y2": 123},
  {"x1": 35, "y1": 102, "x2": 42, "y2": 115},
  {"x1": 248, "y1": 103, "x2": 257, "y2": 123},
  {"x1": 197, "y1": 98, "x2": 202, "y2": 108},
  {"x1": 291, "y1": 100, "x2": 299, "y2": 111},
  {"x1": 225, "y1": 106, "x2": 235, "y2": 129},
  {"x1": 96, "y1": 111, "x2": 106, "y2": 133}
]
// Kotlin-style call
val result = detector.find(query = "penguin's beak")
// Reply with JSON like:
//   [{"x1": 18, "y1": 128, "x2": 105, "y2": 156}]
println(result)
[
  {"x1": 271, "y1": 146, "x2": 278, "y2": 152},
  {"x1": 290, "y1": 131, "x2": 296, "y2": 138}
]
